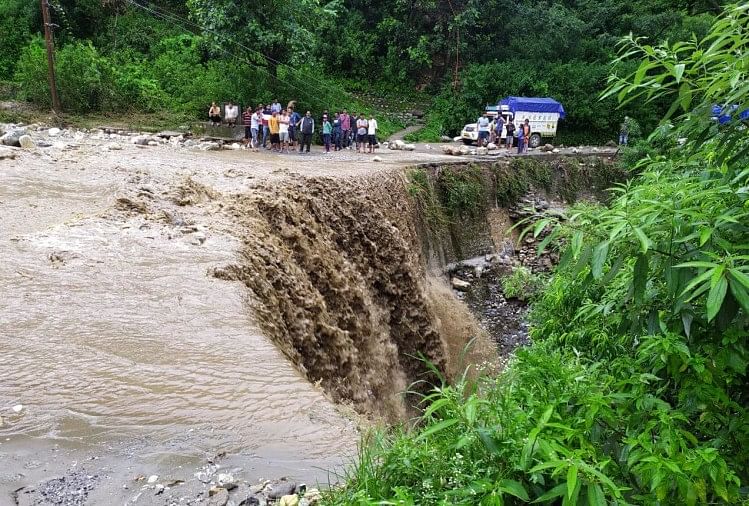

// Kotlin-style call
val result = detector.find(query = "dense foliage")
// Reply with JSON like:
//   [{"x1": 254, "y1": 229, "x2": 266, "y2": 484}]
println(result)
[
  {"x1": 324, "y1": 4, "x2": 749, "y2": 505},
  {"x1": 0, "y1": 0, "x2": 728, "y2": 139}
]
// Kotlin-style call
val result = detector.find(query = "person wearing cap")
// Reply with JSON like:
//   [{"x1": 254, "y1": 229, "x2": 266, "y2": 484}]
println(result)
[{"x1": 322, "y1": 114, "x2": 332, "y2": 153}]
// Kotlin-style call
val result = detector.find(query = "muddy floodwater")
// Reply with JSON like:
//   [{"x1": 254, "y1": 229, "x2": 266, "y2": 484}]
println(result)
[{"x1": 1, "y1": 132, "x2": 456, "y2": 503}]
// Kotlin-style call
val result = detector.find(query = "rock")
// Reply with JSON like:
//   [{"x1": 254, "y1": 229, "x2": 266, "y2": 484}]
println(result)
[
  {"x1": 107, "y1": 144, "x2": 123, "y2": 151},
  {"x1": 458, "y1": 145, "x2": 471, "y2": 155},
  {"x1": 156, "y1": 130, "x2": 182, "y2": 139},
  {"x1": 453, "y1": 136, "x2": 462, "y2": 142},
  {"x1": 267, "y1": 480, "x2": 296, "y2": 499},
  {"x1": 230, "y1": 143, "x2": 241, "y2": 150},
  {"x1": 451, "y1": 277, "x2": 471, "y2": 291},
  {"x1": 542, "y1": 143, "x2": 554, "y2": 152},
  {"x1": 440, "y1": 135, "x2": 453, "y2": 142},
  {"x1": 132, "y1": 135, "x2": 151, "y2": 146},
  {"x1": 402, "y1": 143, "x2": 415, "y2": 151},
  {"x1": 0, "y1": 146, "x2": 18, "y2": 160},
  {"x1": 238, "y1": 497, "x2": 261, "y2": 506},
  {"x1": 147, "y1": 140, "x2": 158, "y2": 147},
  {"x1": 302, "y1": 488, "x2": 322, "y2": 505},
  {"x1": 605, "y1": 140, "x2": 617, "y2": 147},
  {"x1": 476, "y1": 147, "x2": 488, "y2": 155},
  {"x1": 147, "y1": 475, "x2": 158, "y2": 484},
  {"x1": 48, "y1": 127, "x2": 61, "y2": 136},
  {"x1": 208, "y1": 487, "x2": 230, "y2": 506},
  {"x1": 1, "y1": 129, "x2": 24, "y2": 147},
  {"x1": 279, "y1": 495, "x2": 299, "y2": 506},
  {"x1": 190, "y1": 231, "x2": 206, "y2": 245},
  {"x1": 571, "y1": 147, "x2": 579, "y2": 154},
  {"x1": 487, "y1": 142, "x2": 497, "y2": 150},
  {"x1": 201, "y1": 142, "x2": 221, "y2": 151},
  {"x1": 217, "y1": 473, "x2": 236, "y2": 488},
  {"x1": 249, "y1": 484, "x2": 266, "y2": 494},
  {"x1": 12, "y1": 404, "x2": 23, "y2": 413},
  {"x1": 18, "y1": 135, "x2": 35, "y2": 149},
  {"x1": 390, "y1": 140, "x2": 405, "y2": 150},
  {"x1": 372, "y1": 156, "x2": 382, "y2": 162},
  {"x1": 552, "y1": 148, "x2": 560, "y2": 153}
]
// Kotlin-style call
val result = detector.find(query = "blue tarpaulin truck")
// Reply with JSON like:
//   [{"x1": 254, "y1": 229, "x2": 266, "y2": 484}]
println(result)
[{"x1": 461, "y1": 96, "x2": 566, "y2": 148}]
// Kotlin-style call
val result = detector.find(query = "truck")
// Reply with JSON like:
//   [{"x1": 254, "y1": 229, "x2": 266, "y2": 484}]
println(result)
[{"x1": 460, "y1": 96, "x2": 566, "y2": 148}]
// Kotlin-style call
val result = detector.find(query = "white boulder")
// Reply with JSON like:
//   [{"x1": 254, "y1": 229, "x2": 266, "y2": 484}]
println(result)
[{"x1": 18, "y1": 135, "x2": 35, "y2": 149}]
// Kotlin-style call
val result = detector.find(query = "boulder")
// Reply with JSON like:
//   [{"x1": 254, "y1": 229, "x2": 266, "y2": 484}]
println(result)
[
  {"x1": 372, "y1": 156, "x2": 382, "y2": 162},
  {"x1": 1, "y1": 129, "x2": 25, "y2": 147},
  {"x1": 390, "y1": 140, "x2": 405, "y2": 150},
  {"x1": 147, "y1": 140, "x2": 158, "y2": 147},
  {"x1": 441, "y1": 145, "x2": 454, "y2": 155},
  {"x1": 303, "y1": 488, "x2": 322, "y2": 505},
  {"x1": 230, "y1": 143, "x2": 241, "y2": 150},
  {"x1": 132, "y1": 135, "x2": 150, "y2": 146},
  {"x1": 458, "y1": 145, "x2": 471, "y2": 155},
  {"x1": 487, "y1": 142, "x2": 497, "y2": 150},
  {"x1": 267, "y1": 480, "x2": 297, "y2": 499},
  {"x1": 18, "y1": 135, "x2": 35, "y2": 149},
  {"x1": 279, "y1": 495, "x2": 299, "y2": 506},
  {"x1": 208, "y1": 487, "x2": 229, "y2": 506},
  {"x1": 542, "y1": 143, "x2": 554, "y2": 152},
  {"x1": 48, "y1": 127, "x2": 61, "y2": 137},
  {"x1": 552, "y1": 148, "x2": 560, "y2": 153},
  {"x1": 476, "y1": 146, "x2": 488, "y2": 155},
  {"x1": 451, "y1": 277, "x2": 471, "y2": 291},
  {"x1": 402, "y1": 143, "x2": 416, "y2": 151}
]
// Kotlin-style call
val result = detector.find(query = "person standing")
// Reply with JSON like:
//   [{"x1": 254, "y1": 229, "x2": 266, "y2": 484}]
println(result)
[
  {"x1": 494, "y1": 115, "x2": 505, "y2": 145},
  {"x1": 522, "y1": 119, "x2": 531, "y2": 153},
  {"x1": 299, "y1": 111, "x2": 314, "y2": 153},
  {"x1": 243, "y1": 106, "x2": 253, "y2": 145},
  {"x1": 208, "y1": 102, "x2": 221, "y2": 126},
  {"x1": 289, "y1": 107, "x2": 300, "y2": 148},
  {"x1": 271, "y1": 99, "x2": 282, "y2": 114},
  {"x1": 279, "y1": 110, "x2": 290, "y2": 153},
  {"x1": 477, "y1": 113, "x2": 490, "y2": 146},
  {"x1": 269, "y1": 111, "x2": 280, "y2": 152},
  {"x1": 340, "y1": 109, "x2": 351, "y2": 149},
  {"x1": 250, "y1": 107, "x2": 262, "y2": 152},
  {"x1": 225, "y1": 101, "x2": 239, "y2": 127},
  {"x1": 516, "y1": 120, "x2": 524, "y2": 154},
  {"x1": 505, "y1": 119, "x2": 515, "y2": 150},
  {"x1": 367, "y1": 114, "x2": 378, "y2": 153},
  {"x1": 261, "y1": 105, "x2": 271, "y2": 149},
  {"x1": 355, "y1": 114, "x2": 368, "y2": 153},
  {"x1": 322, "y1": 114, "x2": 332, "y2": 153},
  {"x1": 332, "y1": 112, "x2": 342, "y2": 151},
  {"x1": 619, "y1": 116, "x2": 630, "y2": 146}
]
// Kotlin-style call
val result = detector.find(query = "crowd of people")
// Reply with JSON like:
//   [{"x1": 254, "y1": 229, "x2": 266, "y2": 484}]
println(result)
[
  {"x1": 476, "y1": 113, "x2": 532, "y2": 154},
  {"x1": 208, "y1": 100, "x2": 380, "y2": 154}
]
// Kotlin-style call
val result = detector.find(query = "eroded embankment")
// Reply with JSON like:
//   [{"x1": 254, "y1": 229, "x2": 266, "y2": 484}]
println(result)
[
  {"x1": 215, "y1": 155, "x2": 625, "y2": 418},
  {"x1": 214, "y1": 172, "x2": 492, "y2": 419}
]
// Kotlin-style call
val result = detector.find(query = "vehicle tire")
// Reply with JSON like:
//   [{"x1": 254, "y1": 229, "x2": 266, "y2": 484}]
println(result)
[
  {"x1": 463, "y1": 139, "x2": 473, "y2": 145},
  {"x1": 529, "y1": 133, "x2": 542, "y2": 149}
]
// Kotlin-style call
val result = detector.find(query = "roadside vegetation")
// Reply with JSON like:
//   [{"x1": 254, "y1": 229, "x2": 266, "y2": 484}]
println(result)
[
  {"x1": 1, "y1": 0, "x2": 729, "y2": 138},
  {"x1": 326, "y1": 4, "x2": 749, "y2": 505}
]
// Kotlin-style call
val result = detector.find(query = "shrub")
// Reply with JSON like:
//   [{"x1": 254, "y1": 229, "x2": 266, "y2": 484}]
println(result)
[
  {"x1": 500, "y1": 266, "x2": 542, "y2": 301},
  {"x1": 14, "y1": 37, "x2": 50, "y2": 107},
  {"x1": 436, "y1": 165, "x2": 487, "y2": 218}
]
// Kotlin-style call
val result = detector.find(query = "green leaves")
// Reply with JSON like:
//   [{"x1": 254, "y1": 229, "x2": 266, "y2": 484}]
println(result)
[{"x1": 591, "y1": 241, "x2": 609, "y2": 280}]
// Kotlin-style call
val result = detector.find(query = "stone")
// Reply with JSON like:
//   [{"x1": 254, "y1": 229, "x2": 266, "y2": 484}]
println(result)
[
  {"x1": 201, "y1": 142, "x2": 221, "y2": 151},
  {"x1": 279, "y1": 495, "x2": 299, "y2": 506},
  {"x1": 48, "y1": 127, "x2": 61, "y2": 136},
  {"x1": 1, "y1": 129, "x2": 24, "y2": 147},
  {"x1": 571, "y1": 147, "x2": 579, "y2": 154},
  {"x1": 458, "y1": 145, "x2": 471, "y2": 155},
  {"x1": 402, "y1": 143, "x2": 416, "y2": 151},
  {"x1": 217, "y1": 473, "x2": 235, "y2": 488},
  {"x1": 542, "y1": 143, "x2": 554, "y2": 152},
  {"x1": 249, "y1": 484, "x2": 265, "y2": 494},
  {"x1": 12, "y1": 404, "x2": 23, "y2": 413},
  {"x1": 487, "y1": 142, "x2": 497, "y2": 150},
  {"x1": 147, "y1": 140, "x2": 158, "y2": 147},
  {"x1": 302, "y1": 488, "x2": 322, "y2": 505},
  {"x1": 552, "y1": 148, "x2": 560, "y2": 153},
  {"x1": 476, "y1": 147, "x2": 488, "y2": 155},
  {"x1": 451, "y1": 277, "x2": 470, "y2": 291},
  {"x1": 230, "y1": 143, "x2": 241, "y2": 150},
  {"x1": 372, "y1": 156, "x2": 382, "y2": 162},
  {"x1": 147, "y1": 475, "x2": 158, "y2": 484},
  {"x1": 267, "y1": 480, "x2": 296, "y2": 499},
  {"x1": 0, "y1": 146, "x2": 18, "y2": 160},
  {"x1": 453, "y1": 136, "x2": 462, "y2": 142},
  {"x1": 440, "y1": 135, "x2": 453, "y2": 142},
  {"x1": 132, "y1": 135, "x2": 151, "y2": 146},
  {"x1": 107, "y1": 144, "x2": 123, "y2": 151},
  {"x1": 18, "y1": 135, "x2": 34, "y2": 149},
  {"x1": 208, "y1": 487, "x2": 230, "y2": 506},
  {"x1": 238, "y1": 497, "x2": 260, "y2": 506},
  {"x1": 390, "y1": 140, "x2": 405, "y2": 150}
]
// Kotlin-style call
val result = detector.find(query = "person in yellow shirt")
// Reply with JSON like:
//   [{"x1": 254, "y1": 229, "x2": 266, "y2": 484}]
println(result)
[{"x1": 269, "y1": 111, "x2": 281, "y2": 152}]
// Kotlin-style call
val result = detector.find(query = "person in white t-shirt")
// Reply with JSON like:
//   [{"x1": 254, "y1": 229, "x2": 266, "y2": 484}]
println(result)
[
  {"x1": 225, "y1": 101, "x2": 238, "y2": 127},
  {"x1": 367, "y1": 115, "x2": 378, "y2": 153},
  {"x1": 279, "y1": 111, "x2": 290, "y2": 153},
  {"x1": 355, "y1": 114, "x2": 368, "y2": 153}
]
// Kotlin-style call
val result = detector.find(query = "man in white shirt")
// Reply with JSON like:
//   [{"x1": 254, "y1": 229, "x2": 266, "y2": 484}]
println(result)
[
  {"x1": 477, "y1": 113, "x2": 490, "y2": 146},
  {"x1": 225, "y1": 101, "x2": 239, "y2": 127},
  {"x1": 367, "y1": 115, "x2": 378, "y2": 153},
  {"x1": 271, "y1": 99, "x2": 282, "y2": 114}
]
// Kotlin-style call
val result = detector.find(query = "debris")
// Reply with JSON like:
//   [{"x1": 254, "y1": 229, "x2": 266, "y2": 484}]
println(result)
[{"x1": 451, "y1": 277, "x2": 471, "y2": 291}]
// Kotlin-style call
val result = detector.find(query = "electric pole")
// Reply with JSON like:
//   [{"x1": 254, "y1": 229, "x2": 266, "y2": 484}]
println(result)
[{"x1": 40, "y1": 0, "x2": 62, "y2": 113}]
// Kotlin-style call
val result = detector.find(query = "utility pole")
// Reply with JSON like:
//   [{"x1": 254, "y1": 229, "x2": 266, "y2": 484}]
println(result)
[{"x1": 40, "y1": 0, "x2": 62, "y2": 113}]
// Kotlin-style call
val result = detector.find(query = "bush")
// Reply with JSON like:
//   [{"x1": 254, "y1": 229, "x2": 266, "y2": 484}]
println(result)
[
  {"x1": 14, "y1": 37, "x2": 49, "y2": 107},
  {"x1": 500, "y1": 267, "x2": 542, "y2": 301},
  {"x1": 436, "y1": 165, "x2": 487, "y2": 218}
]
